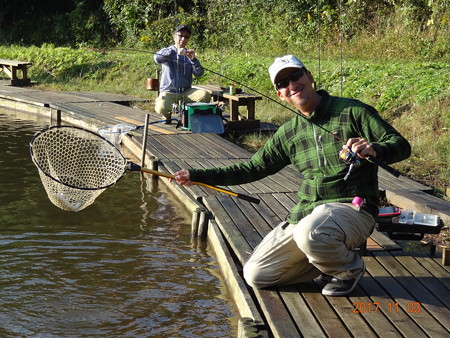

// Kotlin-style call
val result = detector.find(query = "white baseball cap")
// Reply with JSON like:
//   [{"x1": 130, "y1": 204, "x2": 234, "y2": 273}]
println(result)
[{"x1": 269, "y1": 55, "x2": 305, "y2": 85}]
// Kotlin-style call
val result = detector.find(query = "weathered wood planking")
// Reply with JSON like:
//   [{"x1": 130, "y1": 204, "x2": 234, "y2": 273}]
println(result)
[
  {"x1": 0, "y1": 89, "x2": 95, "y2": 106},
  {"x1": 356, "y1": 270, "x2": 428, "y2": 337},
  {"x1": 49, "y1": 101, "x2": 181, "y2": 136},
  {"x1": 63, "y1": 90, "x2": 148, "y2": 103},
  {"x1": 378, "y1": 168, "x2": 433, "y2": 193},
  {"x1": 183, "y1": 133, "x2": 251, "y2": 159},
  {"x1": 0, "y1": 85, "x2": 147, "y2": 106},
  {"x1": 51, "y1": 101, "x2": 148, "y2": 122},
  {"x1": 148, "y1": 133, "x2": 251, "y2": 160},
  {"x1": 364, "y1": 252, "x2": 450, "y2": 336}
]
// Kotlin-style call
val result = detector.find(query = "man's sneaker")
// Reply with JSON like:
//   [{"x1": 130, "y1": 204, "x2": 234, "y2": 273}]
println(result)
[
  {"x1": 321, "y1": 265, "x2": 365, "y2": 296},
  {"x1": 318, "y1": 273, "x2": 333, "y2": 284}
]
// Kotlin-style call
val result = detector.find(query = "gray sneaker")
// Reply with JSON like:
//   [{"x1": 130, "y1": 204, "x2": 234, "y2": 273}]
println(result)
[
  {"x1": 321, "y1": 265, "x2": 365, "y2": 296},
  {"x1": 318, "y1": 273, "x2": 333, "y2": 284}
]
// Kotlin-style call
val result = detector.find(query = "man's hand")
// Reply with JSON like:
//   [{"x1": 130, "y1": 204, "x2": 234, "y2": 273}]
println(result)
[
  {"x1": 177, "y1": 47, "x2": 187, "y2": 55},
  {"x1": 184, "y1": 49, "x2": 195, "y2": 60},
  {"x1": 346, "y1": 138, "x2": 377, "y2": 158},
  {"x1": 171, "y1": 168, "x2": 193, "y2": 186}
]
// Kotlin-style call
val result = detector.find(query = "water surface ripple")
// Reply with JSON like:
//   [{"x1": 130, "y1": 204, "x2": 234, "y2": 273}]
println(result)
[{"x1": 0, "y1": 110, "x2": 236, "y2": 337}]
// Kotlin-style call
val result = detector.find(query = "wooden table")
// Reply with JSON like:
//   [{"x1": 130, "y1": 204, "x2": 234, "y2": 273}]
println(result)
[
  {"x1": 193, "y1": 84, "x2": 262, "y2": 130},
  {"x1": 0, "y1": 59, "x2": 32, "y2": 86}
]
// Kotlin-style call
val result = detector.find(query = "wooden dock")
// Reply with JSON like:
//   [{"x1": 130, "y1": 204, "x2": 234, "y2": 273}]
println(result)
[{"x1": 1, "y1": 83, "x2": 449, "y2": 337}]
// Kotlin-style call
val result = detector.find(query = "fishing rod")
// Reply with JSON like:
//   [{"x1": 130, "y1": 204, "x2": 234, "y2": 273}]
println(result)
[
  {"x1": 110, "y1": 48, "x2": 401, "y2": 178},
  {"x1": 112, "y1": 48, "x2": 341, "y2": 138}
]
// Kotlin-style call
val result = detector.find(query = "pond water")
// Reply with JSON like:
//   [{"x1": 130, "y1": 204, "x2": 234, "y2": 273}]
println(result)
[{"x1": 0, "y1": 108, "x2": 237, "y2": 337}]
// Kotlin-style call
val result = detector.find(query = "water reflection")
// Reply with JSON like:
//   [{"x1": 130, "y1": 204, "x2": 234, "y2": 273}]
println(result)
[{"x1": 0, "y1": 109, "x2": 237, "y2": 337}]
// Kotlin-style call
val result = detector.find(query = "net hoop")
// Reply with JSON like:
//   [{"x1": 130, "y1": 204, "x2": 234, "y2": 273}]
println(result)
[{"x1": 30, "y1": 125, "x2": 128, "y2": 211}]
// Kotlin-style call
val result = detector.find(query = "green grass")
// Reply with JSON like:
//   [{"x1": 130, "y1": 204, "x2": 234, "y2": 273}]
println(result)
[{"x1": 0, "y1": 44, "x2": 448, "y2": 198}]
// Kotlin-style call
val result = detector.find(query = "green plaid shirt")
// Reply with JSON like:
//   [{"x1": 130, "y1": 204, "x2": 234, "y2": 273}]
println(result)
[{"x1": 189, "y1": 90, "x2": 411, "y2": 223}]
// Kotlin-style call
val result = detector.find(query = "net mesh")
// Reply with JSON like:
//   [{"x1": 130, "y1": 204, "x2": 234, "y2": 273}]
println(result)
[{"x1": 30, "y1": 126, "x2": 128, "y2": 212}]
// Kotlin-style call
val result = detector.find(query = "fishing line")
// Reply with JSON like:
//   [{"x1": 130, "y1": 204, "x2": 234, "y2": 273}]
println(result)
[
  {"x1": 111, "y1": 48, "x2": 343, "y2": 141},
  {"x1": 109, "y1": 48, "x2": 401, "y2": 178}
]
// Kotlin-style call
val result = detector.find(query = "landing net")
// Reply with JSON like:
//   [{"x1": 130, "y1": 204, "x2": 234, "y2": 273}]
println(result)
[{"x1": 30, "y1": 126, "x2": 128, "y2": 212}]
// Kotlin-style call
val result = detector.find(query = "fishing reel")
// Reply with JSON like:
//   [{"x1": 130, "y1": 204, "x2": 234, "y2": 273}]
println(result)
[
  {"x1": 339, "y1": 146, "x2": 361, "y2": 180},
  {"x1": 172, "y1": 102, "x2": 183, "y2": 116}
]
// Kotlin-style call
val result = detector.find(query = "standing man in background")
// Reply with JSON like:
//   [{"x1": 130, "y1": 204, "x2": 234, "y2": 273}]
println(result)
[{"x1": 154, "y1": 24, "x2": 211, "y2": 123}]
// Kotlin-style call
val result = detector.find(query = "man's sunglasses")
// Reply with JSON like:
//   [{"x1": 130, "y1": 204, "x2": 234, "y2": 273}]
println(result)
[
  {"x1": 176, "y1": 33, "x2": 190, "y2": 39},
  {"x1": 275, "y1": 69, "x2": 305, "y2": 90}
]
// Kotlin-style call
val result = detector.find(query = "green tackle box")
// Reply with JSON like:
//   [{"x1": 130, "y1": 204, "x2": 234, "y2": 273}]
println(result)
[{"x1": 180, "y1": 102, "x2": 218, "y2": 130}]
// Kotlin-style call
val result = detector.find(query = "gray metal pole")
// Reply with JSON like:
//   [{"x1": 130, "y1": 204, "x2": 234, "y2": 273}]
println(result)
[{"x1": 140, "y1": 113, "x2": 150, "y2": 167}]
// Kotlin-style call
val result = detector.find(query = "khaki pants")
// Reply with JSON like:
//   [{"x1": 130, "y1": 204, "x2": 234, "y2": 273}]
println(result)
[
  {"x1": 243, "y1": 203, "x2": 375, "y2": 289},
  {"x1": 155, "y1": 89, "x2": 211, "y2": 119}
]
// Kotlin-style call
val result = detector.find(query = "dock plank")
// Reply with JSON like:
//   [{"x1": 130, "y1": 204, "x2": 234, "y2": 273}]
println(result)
[
  {"x1": 378, "y1": 168, "x2": 433, "y2": 193},
  {"x1": 349, "y1": 290, "x2": 410, "y2": 337},
  {"x1": 234, "y1": 197, "x2": 280, "y2": 238},
  {"x1": 189, "y1": 133, "x2": 252, "y2": 159},
  {"x1": 0, "y1": 85, "x2": 147, "y2": 105},
  {"x1": 216, "y1": 196, "x2": 265, "y2": 250},
  {"x1": 357, "y1": 269, "x2": 429, "y2": 337},
  {"x1": 257, "y1": 194, "x2": 291, "y2": 226},
  {"x1": 366, "y1": 253, "x2": 450, "y2": 336},
  {"x1": 372, "y1": 251, "x2": 450, "y2": 328},
  {"x1": 299, "y1": 282, "x2": 352, "y2": 337},
  {"x1": 147, "y1": 134, "x2": 188, "y2": 159},
  {"x1": 326, "y1": 289, "x2": 379, "y2": 337},
  {"x1": 253, "y1": 288, "x2": 303, "y2": 338},
  {"x1": 202, "y1": 196, "x2": 253, "y2": 264},
  {"x1": 410, "y1": 253, "x2": 450, "y2": 290},
  {"x1": 176, "y1": 134, "x2": 232, "y2": 159},
  {"x1": 278, "y1": 286, "x2": 328, "y2": 337}
]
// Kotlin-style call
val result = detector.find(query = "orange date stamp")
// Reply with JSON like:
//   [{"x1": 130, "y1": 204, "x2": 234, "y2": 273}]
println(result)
[{"x1": 352, "y1": 302, "x2": 421, "y2": 313}]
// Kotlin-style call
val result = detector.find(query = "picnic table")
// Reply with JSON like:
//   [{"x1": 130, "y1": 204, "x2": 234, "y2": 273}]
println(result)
[{"x1": 0, "y1": 59, "x2": 32, "y2": 86}]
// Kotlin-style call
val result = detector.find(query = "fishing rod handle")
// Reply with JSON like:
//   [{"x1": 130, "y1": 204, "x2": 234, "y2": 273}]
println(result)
[
  {"x1": 366, "y1": 156, "x2": 401, "y2": 178},
  {"x1": 193, "y1": 181, "x2": 260, "y2": 204},
  {"x1": 132, "y1": 164, "x2": 260, "y2": 204},
  {"x1": 236, "y1": 193, "x2": 261, "y2": 204}
]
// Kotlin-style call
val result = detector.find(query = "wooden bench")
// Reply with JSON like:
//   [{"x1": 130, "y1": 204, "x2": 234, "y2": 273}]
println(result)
[
  {"x1": 0, "y1": 59, "x2": 32, "y2": 86},
  {"x1": 193, "y1": 84, "x2": 262, "y2": 130}
]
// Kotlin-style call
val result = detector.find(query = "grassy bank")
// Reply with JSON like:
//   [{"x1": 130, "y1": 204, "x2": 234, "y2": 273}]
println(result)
[{"x1": 1, "y1": 45, "x2": 449, "y2": 198}]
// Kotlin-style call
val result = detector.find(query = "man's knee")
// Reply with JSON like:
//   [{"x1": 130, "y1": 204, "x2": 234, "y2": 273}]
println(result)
[
  {"x1": 293, "y1": 205, "x2": 341, "y2": 255},
  {"x1": 243, "y1": 261, "x2": 264, "y2": 289},
  {"x1": 155, "y1": 94, "x2": 174, "y2": 117},
  {"x1": 185, "y1": 89, "x2": 211, "y2": 103},
  {"x1": 198, "y1": 91, "x2": 211, "y2": 102}
]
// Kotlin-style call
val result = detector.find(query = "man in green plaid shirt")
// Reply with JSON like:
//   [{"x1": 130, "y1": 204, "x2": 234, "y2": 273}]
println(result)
[{"x1": 174, "y1": 55, "x2": 411, "y2": 296}]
